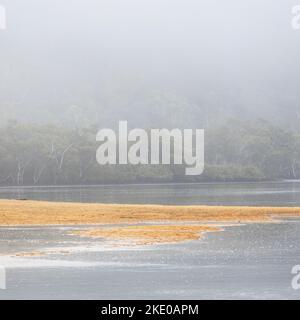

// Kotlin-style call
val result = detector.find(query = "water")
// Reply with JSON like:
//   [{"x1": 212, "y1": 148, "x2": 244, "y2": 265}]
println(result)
[
  {"x1": 0, "y1": 181, "x2": 300, "y2": 299},
  {"x1": 0, "y1": 221, "x2": 300, "y2": 299},
  {"x1": 0, "y1": 180, "x2": 300, "y2": 206}
]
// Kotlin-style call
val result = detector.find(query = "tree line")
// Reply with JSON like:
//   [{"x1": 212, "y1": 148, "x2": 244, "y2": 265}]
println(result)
[{"x1": 0, "y1": 119, "x2": 299, "y2": 185}]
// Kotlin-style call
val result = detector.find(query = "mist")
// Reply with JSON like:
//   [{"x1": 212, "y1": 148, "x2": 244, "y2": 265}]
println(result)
[
  {"x1": 0, "y1": 0, "x2": 299, "y2": 129},
  {"x1": 2, "y1": 1, "x2": 300, "y2": 302}
]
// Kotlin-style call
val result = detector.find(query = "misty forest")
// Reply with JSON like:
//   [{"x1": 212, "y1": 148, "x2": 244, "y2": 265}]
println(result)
[
  {"x1": 1, "y1": 0, "x2": 300, "y2": 185},
  {"x1": 0, "y1": 119, "x2": 299, "y2": 185}
]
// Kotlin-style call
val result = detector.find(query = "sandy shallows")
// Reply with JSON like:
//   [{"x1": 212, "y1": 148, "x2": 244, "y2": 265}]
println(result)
[
  {"x1": 1, "y1": 199, "x2": 300, "y2": 246},
  {"x1": 0, "y1": 199, "x2": 300, "y2": 226},
  {"x1": 72, "y1": 225, "x2": 221, "y2": 245}
]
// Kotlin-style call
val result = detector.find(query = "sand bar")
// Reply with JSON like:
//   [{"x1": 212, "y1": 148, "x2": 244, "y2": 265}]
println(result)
[
  {"x1": 1, "y1": 199, "x2": 300, "y2": 245},
  {"x1": 0, "y1": 199, "x2": 300, "y2": 226}
]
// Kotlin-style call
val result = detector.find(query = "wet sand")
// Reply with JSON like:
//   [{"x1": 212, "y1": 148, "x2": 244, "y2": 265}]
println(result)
[
  {"x1": 1, "y1": 200, "x2": 300, "y2": 226},
  {"x1": 0, "y1": 199, "x2": 300, "y2": 245},
  {"x1": 72, "y1": 225, "x2": 221, "y2": 245}
]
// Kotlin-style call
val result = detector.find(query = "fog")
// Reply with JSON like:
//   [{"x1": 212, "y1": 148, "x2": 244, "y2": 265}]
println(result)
[{"x1": 1, "y1": 0, "x2": 300, "y2": 129}]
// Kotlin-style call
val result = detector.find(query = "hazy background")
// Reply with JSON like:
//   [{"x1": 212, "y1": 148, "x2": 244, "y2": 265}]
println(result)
[
  {"x1": 0, "y1": 1, "x2": 300, "y2": 185},
  {"x1": 1, "y1": 0, "x2": 300, "y2": 130}
]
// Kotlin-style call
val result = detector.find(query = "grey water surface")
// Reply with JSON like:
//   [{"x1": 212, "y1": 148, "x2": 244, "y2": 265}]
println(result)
[
  {"x1": 0, "y1": 180, "x2": 300, "y2": 206},
  {"x1": 0, "y1": 181, "x2": 299, "y2": 299},
  {"x1": 0, "y1": 221, "x2": 299, "y2": 299}
]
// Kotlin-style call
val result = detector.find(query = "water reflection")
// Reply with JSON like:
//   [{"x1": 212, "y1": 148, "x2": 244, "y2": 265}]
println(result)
[{"x1": 0, "y1": 181, "x2": 299, "y2": 206}]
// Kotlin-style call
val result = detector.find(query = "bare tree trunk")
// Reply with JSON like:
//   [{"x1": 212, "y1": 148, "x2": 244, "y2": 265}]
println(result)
[
  {"x1": 48, "y1": 142, "x2": 74, "y2": 184},
  {"x1": 16, "y1": 158, "x2": 31, "y2": 185},
  {"x1": 33, "y1": 164, "x2": 47, "y2": 185},
  {"x1": 291, "y1": 160, "x2": 297, "y2": 179}
]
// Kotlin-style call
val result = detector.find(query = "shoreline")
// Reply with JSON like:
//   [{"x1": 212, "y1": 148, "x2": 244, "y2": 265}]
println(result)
[{"x1": 0, "y1": 180, "x2": 293, "y2": 188}]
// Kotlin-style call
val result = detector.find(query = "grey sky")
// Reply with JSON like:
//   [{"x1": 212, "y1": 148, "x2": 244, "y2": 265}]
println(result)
[{"x1": 0, "y1": 0, "x2": 299, "y2": 128}]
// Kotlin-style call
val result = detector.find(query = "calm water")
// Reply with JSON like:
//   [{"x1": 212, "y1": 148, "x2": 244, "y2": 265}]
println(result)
[
  {"x1": 1, "y1": 181, "x2": 300, "y2": 299},
  {"x1": 1, "y1": 221, "x2": 300, "y2": 299},
  {"x1": 0, "y1": 180, "x2": 299, "y2": 206}
]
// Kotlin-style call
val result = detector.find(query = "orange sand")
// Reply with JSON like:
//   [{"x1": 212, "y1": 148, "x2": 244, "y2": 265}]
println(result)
[
  {"x1": 1, "y1": 199, "x2": 300, "y2": 246},
  {"x1": 73, "y1": 225, "x2": 220, "y2": 245},
  {"x1": 0, "y1": 199, "x2": 299, "y2": 226}
]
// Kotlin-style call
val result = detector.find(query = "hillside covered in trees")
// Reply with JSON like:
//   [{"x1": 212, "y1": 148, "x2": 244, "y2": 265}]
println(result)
[
  {"x1": 1, "y1": 1, "x2": 300, "y2": 186},
  {"x1": 0, "y1": 119, "x2": 299, "y2": 186}
]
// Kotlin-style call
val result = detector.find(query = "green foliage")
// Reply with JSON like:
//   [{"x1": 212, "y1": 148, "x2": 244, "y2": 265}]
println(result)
[{"x1": 0, "y1": 119, "x2": 299, "y2": 185}]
